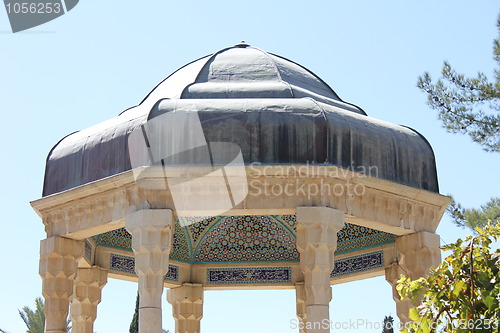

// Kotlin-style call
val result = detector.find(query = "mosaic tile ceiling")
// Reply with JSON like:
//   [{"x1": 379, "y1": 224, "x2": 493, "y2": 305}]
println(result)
[{"x1": 93, "y1": 215, "x2": 395, "y2": 264}]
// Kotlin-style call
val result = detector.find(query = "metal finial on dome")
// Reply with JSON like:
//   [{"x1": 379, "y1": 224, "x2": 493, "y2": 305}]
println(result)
[{"x1": 234, "y1": 40, "x2": 249, "y2": 47}]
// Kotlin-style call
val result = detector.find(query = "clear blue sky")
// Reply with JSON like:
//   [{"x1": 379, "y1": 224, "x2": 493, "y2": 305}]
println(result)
[{"x1": 1, "y1": 1, "x2": 499, "y2": 332}]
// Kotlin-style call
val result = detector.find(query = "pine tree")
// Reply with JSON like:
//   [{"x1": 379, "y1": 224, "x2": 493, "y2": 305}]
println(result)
[
  {"x1": 129, "y1": 292, "x2": 171, "y2": 333},
  {"x1": 417, "y1": 16, "x2": 500, "y2": 153},
  {"x1": 129, "y1": 292, "x2": 139, "y2": 333},
  {"x1": 418, "y1": 14, "x2": 500, "y2": 229},
  {"x1": 448, "y1": 197, "x2": 500, "y2": 229},
  {"x1": 382, "y1": 315, "x2": 394, "y2": 333}
]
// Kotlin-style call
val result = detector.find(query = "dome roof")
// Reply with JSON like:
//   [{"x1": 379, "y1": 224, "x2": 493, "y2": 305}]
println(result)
[
  {"x1": 43, "y1": 44, "x2": 438, "y2": 196},
  {"x1": 131, "y1": 43, "x2": 365, "y2": 113}
]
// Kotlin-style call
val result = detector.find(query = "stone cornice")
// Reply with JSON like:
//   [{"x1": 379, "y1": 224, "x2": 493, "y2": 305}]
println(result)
[{"x1": 31, "y1": 165, "x2": 449, "y2": 239}]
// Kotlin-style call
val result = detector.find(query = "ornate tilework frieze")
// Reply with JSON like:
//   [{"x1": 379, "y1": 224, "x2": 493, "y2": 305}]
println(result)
[
  {"x1": 184, "y1": 216, "x2": 217, "y2": 242},
  {"x1": 336, "y1": 225, "x2": 395, "y2": 254},
  {"x1": 94, "y1": 215, "x2": 395, "y2": 265},
  {"x1": 330, "y1": 251, "x2": 384, "y2": 277},
  {"x1": 271, "y1": 214, "x2": 296, "y2": 231},
  {"x1": 170, "y1": 220, "x2": 191, "y2": 262},
  {"x1": 194, "y1": 215, "x2": 299, "y2": 263},
  {"x1": 94, "y1": 228, "x2": 131, "y2": 251},
  {"x1": 207, "y1": 267, "x2": 292, "y2": 284},
  {"x1": 109, "y1": 253, "x2": 179, "y2": 281}
]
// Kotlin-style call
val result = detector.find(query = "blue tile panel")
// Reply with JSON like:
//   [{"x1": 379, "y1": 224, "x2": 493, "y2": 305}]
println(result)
[
  {"x1": 109, "y1": 253, "x2": 179, "y2": 281},
  {"x1": 330, "y1": 251, "x2": 384, "y2": 277},
  {"x1": 207, "y1": 267, "x2": 292, "y2": 284}
]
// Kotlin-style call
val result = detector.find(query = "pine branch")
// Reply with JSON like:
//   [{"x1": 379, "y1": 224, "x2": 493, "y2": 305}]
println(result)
[{"x1": 417, "y1": 15, "x2": 500, "y2": 153}]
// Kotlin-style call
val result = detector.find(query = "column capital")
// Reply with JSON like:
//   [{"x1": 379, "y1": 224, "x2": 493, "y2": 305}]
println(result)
[
  {"x1": 125, "y1": 209, "x2": 173, "y2": 275},
  {"x1": 396, "y1": 231, "x2": 441, "y2": 280},
  {"x1": 167, "y1": 283, "x2": 204, "y2": 333},
  {"x1": 40, "y1": 236, "x2": 83, "y2": 261},
  {"x1": 296, "y1": 206, "x2": 345, "y2": 255}
]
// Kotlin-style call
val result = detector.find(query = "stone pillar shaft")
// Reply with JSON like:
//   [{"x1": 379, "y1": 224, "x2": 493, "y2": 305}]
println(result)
[
  {"x1": 296, "y1": 206, "x2": 345, "y2": 333},
  {"x1": 385, "y1": 263, "x2": 412, "y2": 324},
  {"x1": 70, "y1": 267, "x2": 108, "y2": 333},
  {"x1": 39, "y1": 236, "x2": 83, "y2": 333},
  {"x1": 385, "y1": 231, "x2": 441, "y2": 323},
  {"x1": 126, "y1": 209, "x2": 173, "y2": 333},
  {"x1": 295, "y1": 283, "x2": 307, "y2": 333},
  {"x1": 167, "y1": 283, "x2": 204, "y2": 333}
]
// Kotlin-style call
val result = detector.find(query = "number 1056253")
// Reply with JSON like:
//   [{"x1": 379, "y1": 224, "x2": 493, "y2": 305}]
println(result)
[{"x1": 5, "y1": 2, "x2": 62, "y2": 14}]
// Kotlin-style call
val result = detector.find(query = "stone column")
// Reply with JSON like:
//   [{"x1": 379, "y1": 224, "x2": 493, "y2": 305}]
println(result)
[
  {"x1": 70, "y1": 266, "x2": 108, "y2": 333},
  {"x1": 295, "y1": 283, "x2": 307, "y2": 333},
  {"x1": 39, "y1": 236, "x2": 83, "y2": 333},
  {"x1": 296, "y1": 206, "x2": 345, "y2": 333},
  {"x1": 126, "y1": 209, "x2": 173, "y2": 333},
  {"x1": 385, "y1": 231, "x2": 441, "y2": 323},
  {"x1": 167, "y1": 283, "x2": 204, "y2": 333},
  {"x1": 385, "y1": 263, "x2": 412, "y2": 324}
]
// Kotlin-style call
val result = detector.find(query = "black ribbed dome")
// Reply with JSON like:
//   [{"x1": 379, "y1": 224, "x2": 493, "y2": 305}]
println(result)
[
  {"x1": 180, "y1": 44, "x2": 345, "y2": 104},
  {"x1": 42, "y1": 44, "x2": 438, "y2": 196},
  {"x1": 134, "y1": 43, "x2": 365, "y2": 114}
]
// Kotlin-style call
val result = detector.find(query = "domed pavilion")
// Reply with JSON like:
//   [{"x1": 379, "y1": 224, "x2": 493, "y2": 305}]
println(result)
[{"x1": 31, "y1": 43, "x2": 449, "y2": 333}]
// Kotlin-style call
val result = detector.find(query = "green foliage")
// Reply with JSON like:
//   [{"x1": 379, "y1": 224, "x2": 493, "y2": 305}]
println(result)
[
  {"x1": 418, "y1": 13, "x2": 500, "y2": 231},
  {"x1": 18, "y1": 297, "x2": 46, "y2": 333},
  {"x1": 397, "y1": 223, "x2": 500, "y2": 333},
  {"x1": 3, "y1": 297, "x2": 71, "y2": 333},
  {"x1": 129, "y1": 292, "x2": 139, "y2": 333},
  {"x1": 129, "y1": 292, "x2": 170, "y2": 333},
  {"x1": 448, "y1": 197, "x2": 500, "y2": 229},
  {"x1": 417, "y1": 15, "x2": 500, "y2": 152}
]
